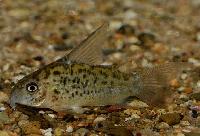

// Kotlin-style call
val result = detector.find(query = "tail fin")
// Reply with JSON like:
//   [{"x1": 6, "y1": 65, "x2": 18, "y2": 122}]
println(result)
[{"x1": 135, "y1": 62, "x2": 191, "y2": 107}]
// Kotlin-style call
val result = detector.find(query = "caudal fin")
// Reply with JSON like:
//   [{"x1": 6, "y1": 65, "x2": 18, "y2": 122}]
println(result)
[{"x1": 135, "y1": 62, "x2": 191, "y2": 107}]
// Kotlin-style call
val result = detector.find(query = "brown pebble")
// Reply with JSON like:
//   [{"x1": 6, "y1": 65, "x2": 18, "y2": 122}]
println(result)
[
  {"x1": 159, "y1": 113, "x2": 182, "y2": 126},
  {"x1": 184, "y1": 87, "x2": 193, "y2": 94},
  {"x1": 21, "y1": 121, "x2": 42, "y2": 135},
  {"x1": 170, "y1": 79, "x2": 180, "y2": 88}
]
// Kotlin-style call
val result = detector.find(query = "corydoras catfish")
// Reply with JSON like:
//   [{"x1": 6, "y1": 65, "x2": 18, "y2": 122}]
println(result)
[{"x1": 10, "y1": 22, "x2": 187, "y2": 113}]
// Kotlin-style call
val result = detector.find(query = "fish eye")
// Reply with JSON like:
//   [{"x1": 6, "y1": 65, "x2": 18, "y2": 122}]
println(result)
[{"x1": 26, "y1": 82, "x2": 38, "y2": 92}]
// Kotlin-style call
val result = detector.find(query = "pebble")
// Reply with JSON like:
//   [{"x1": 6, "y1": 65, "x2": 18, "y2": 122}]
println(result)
[
  {"x1": 127, "y1": 99, "x2": 149, "y2": 108},
  {"x1": 124, "y1": 10, "x2": 137, "y2": 20},
  {"x1": 54, "y1": 128, "x2": 63, "y2": 136},
  {"x1": 0, "y1": 106, "x2": 6, "y2": 112},
  {"x1": 125, "y1": 36, "x2": 139, "y2": 45},
  {"x1": 75, "y1": 128, "x2": 89, "y2": 136},
  {"x1": 0, "y1": 112, "x2": 11, "y2": 124},
  {"x1": 138, "y1": 32, "x2": 156, "y2": 48},
  {"x1": 170, "y1": 79, "x2": 180, "y2": 88},
  {"x1": 184, "y1": 87, "x2": 193, "y2": 94},
  {"x1": 131, "y1": 113, "x2": 140, "y2": 119},
  {"x1": 93, "y1": 117, "x2": 106, "y2": 123},
  {"x1": 129, "y1": 45, "x2": 141, "y2": 52},
  {"x1": 177, "y1": 87, "x2": 185, "y2": 93},
  {"x1": 48, "y1": 114, "x2": 56, "y2": 118},
  {"x1": 40, "y1": 128, "x2": 52, "y2": 136},
  {"x1": 116, "y1": 24, "x2": 135, "y2": 35},
  {"x1": 66, "y1": 125, "x2": 73, "y2": 133},
  {"x1": 181, "y1": 73, "x2": 188, "y2": 80},
  {"x1": 20, "y1": 121, "x2": 42, "y2": 135},
  {"x1": 124, "y1": 109, "x2": 141, "y2": 119},
  {"x1": 0, "y1": 92, "x2": 9, "y2": 103},
  {"x1": 0, "y1": 131, "x2": 9, "y2": 136},
  {"x1": 196, "y1": 32, "x2": 200, "y2": 41},
  {"x1": 196, "y1": 81, "x2": 200, "y2": 88},
  {"x1": 179, "y1": 94, "x2": 189, "y2": 101},
  {"x1": 156, "y1": 122, "x2": 170, "y2": 129},
  {"x1": 188, "y1": 58, "x2": 200, "y2": 67},
  {"x1": 190, "y1": 92, "x2": 200, "y2": 101},
  {"x1": 180, "y1": 121, "x2": 190, "y2": 126},
  {"x1": 159, "y1": 113, "x2": 182, "y2": 125},
  {"x1": 106, "y1": 126, "x2": 133, "y2": 136}
]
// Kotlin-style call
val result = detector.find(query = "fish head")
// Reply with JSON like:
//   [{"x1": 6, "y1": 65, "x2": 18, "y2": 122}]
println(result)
[{"x1": 10, "y1": 69, "x2": 49, "y2": 109}]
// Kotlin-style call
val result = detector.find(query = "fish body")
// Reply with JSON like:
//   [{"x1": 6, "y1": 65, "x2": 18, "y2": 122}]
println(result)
[
  {"x1": 10, "y1": 22, "x2": 187, "y2": 113},
  {"x1": 11, "y1": 62, "x2": 140, "y2": 111}
]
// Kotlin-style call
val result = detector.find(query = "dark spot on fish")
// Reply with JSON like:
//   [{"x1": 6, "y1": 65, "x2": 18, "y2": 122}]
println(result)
[
  {"x1": 91, "y1": 90, "x2": 93, "y2": 94},
  {"x1": 63, "y1": 77, "x2": 67, "y2": 85},
  {"x1": 100, "y1": 70, "x2": 108, "y2": 78},
  {"x1": 52, "y1": 95, "x2": 59, "y2": 102},
  {"x1": 72, "y1": 77, "x2": 77, "y2": 83},
  {"x1": 112, "y1": 72, "x2": 118, "y2": 79},
  {"x1": 83, "y1": 74, "x2": 86, "y2": 79},
  {"x1": 123, "y1": 74, "x2": 129, "y2": 81},
  {"x1": 72, "y1": 93, "x2": 74, "y2": 97},
  {"x1": 78, "y1": 68, "x2": 83, "y2": 73},
  {"x1": 77, "y1": 78, "x2": 80, "y2": 84},
  {"x1": 70, "y1": 68, "x2": 73, "y2": 75},
  {"x1": 110, "y1": 81, "x2": 114, "y2": 86},
  {"x1": 83, "y1": 90, "x2": 86, "y2": 94},
  {"x1": 75, "y1": 91, "x2": 78, "y2": 95},
  {"x1": 66, "y1": 90, "x2": 69, "y2": 93},
  {"x1": 82, "y1": 80, "x2": 89, "y2": 88},
  {"x1": 101, "y1": 81, "x2": 107, "y2": 85},
  {"x1": 53, "y1": 71, "x2": 61, "y2": 75},
  {"x1": 54, "y1": 89, "x2": 60, "y2": 94},
  {"x1": 93, "y1": 77, "x2": 97, "y2": 84},
  {"x1": 80, "y1": 93, "x2": 83, "y2": 97},
  {"x1": 71, "y1": 84, "x2": 80, "y2": 89},
  {"x1": 44, "y1": 69, "x2": 50, "y2": 79},
  {"x1": 53, "y1": 79, "x2": 57, "y2": 82}
]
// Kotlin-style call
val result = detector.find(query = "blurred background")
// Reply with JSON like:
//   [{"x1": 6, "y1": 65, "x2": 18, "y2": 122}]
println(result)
[{"x1": 1, "y1": 0, "x2": 200, "y2": 70}]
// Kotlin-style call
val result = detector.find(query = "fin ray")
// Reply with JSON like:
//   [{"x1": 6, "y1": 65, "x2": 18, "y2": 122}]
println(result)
[
  {"x1": 62, "y1": 22, "x2": 109, "y2": 65},
  {"x1": 135, "y1": 62, "x2": 190, "y2": 107}
]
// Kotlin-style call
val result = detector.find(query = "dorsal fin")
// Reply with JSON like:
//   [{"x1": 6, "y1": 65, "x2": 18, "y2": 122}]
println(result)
[{"x1": 61, "y1": 22, "x2": 109, "y2": 65}]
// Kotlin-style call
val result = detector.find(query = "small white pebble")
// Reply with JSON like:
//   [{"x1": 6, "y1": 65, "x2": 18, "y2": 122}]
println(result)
[
  {"x1": 182, "y1": 129, "x2": 191, "y2": 133},
  {"x1": 125, "y1": 117, "x2": 133, "y2": 122},
  {"x1": 197, "y1": 81, "x2": 200, "y2": 88},
  {"x1": 181, "y1": 73, "x2": 188, "y2": 80},
  {"x1": 66, "y1": 125, "x2": 73, "y2": 133},
  {"x1": 177, "y1": 87, "x2": 185, "y2": 92},
  {"x1": 39, "y1": 110, "x2": 45, "y2": 114},
  {"x1": 0, "y1": 107, "x2": 6, "y2": 111},
  {"x1": 3, "y1": 64, "x2": 10, "y2": 71},
  {"x1": 41, "y1": 128, "x2": 53, "y2": 136},
  {"x1": 48, "y1": 114, "x2": 56, "y2": 118},
  {"x1": 188, "y1": 58, "x2": 200, "y2": 66}
]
